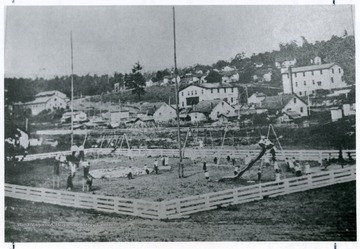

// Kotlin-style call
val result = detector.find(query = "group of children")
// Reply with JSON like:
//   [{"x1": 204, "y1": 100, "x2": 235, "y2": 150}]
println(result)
[
  {"x1": 54, "y1": 143, "x2": 93, "y2": 192},
  {"x1": 126, "y1": 156, "x2": 169, "y2": 180}
]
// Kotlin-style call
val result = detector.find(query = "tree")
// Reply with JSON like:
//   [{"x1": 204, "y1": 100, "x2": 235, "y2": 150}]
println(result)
[
  {"x1": 125, "y1": 62, "x2": 146, "y2": 101},
  {"x1": 205, "y1": 70, "x2": 222, "y2": 83}
]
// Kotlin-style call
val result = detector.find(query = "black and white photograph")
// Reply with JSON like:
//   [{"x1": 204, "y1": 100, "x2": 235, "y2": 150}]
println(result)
[{"x1": 3, "y1": 0, "x2": 357, "y2": 245}]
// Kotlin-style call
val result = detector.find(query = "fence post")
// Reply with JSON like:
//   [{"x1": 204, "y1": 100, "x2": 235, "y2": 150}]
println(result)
[
  {"x1": 329, "y1": 171, "x2": 335, "y2": 183},
  {"x1": 283, "y1": 179, "x2": 290, "y2": 194},
  {"x1": 232, "y1": 189, "x2": 239, "y2": 205},
  {"x1": 258, "y1": 184, "x2": 262, "y2": 199},
  {"x1": 307, "y1": 175, "x2": 312, "y2": 189},
  {"x1": 176, "y1": 200, "x2": 181, "y2": 215},
  {"x1": 158, "y1": 201, "x2": 166, "y2": 219},
  {"x1": 205, "y1": 195, "x2": 210, "y2": 209}
]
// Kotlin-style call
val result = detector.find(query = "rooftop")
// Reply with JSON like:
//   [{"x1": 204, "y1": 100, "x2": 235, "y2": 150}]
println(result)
[
  {"x1": 191, "y1": 99, "x2": 223, "y2": 114},
  {"x1": 282, "y1": 63, "x2": 336, "y2": 74}
]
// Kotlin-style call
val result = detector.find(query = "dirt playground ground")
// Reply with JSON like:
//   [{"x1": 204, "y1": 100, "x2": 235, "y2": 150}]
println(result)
[{"x1": 5, "y1": 152, "x2": 346, "y2": 201}]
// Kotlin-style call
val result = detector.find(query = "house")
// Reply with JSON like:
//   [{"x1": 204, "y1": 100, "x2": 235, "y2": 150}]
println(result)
[
  {"x1": 110, "y1": 111, "x2": 130, "y2": 124},
  {"x1": 281, "y1": 59, "x2": 347, "y2": 96},
  {"x1": 222, "y1": 66, "x2": 236, "y2": 72},
  {"x1": 330, "y1": 107, "x2": 343, "y2": 122},
  {"x1": 248, "y1": 92, "x2": 266, "y2": 106},
  {"x1": 221, "y1": 71, "x2": 239, "y2": 83},
  {"x1": 114, "y1": 83, "x2": 126, "y2": 92},
  {"x1": 255, "y1": 62, "x2": 264, "y2": 68},
  {"x1": 276, "y1": 111, "x2": 302, "y2": 124},
  {"x1": 14, "y1": 90, "x2": 68, "y2": 115},
  {"x1": 263, "y1": 71, "x2": 272, "y2": 82},
  {"x1": 153, "y1": 103, "x2": 176, "y2": 123},
  {"x1": 61, "y1": 111, "x2": 88, "y2": 123},
  {"x1": 189, "y1": 99, "x2": 235, "y2": 123},
  {"x1": 163, "y1": 75, "x2": 181, "y2": 85},
  {"x1": 126, "y1": 117, "x2": 156, "y2": 128},
  {"x1": 180, "y1": 76, "x2": 200, "y2": 85},
  {"x1": 342, "y1": 103, "x2": 355, "y2": 116},
  {"x1": 259, "y1": 94, "x2": 309, "y2": 117},
  {"x1": 179, "y1": 83, "x2": 239, "y2": 108},
  {"x1": 275, "y1": 56, "x2": 297, "y2": 69},
  {"x1": 145, "y1": 79, "x2": 155, "y2": 87}
]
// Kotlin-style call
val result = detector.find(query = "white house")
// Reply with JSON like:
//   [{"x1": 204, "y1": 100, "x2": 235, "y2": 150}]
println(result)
[
  {"x1": 248, "y1": 92, "x2": 266, "y2": 106},
  {"x1": 275, "y1": 57, "x2": 297, "y2": 69},
  {"x1": 330, "y1": 107, "x2": 343, "y2": 122},
  {"x1": 260, "y1": 94, "x2": 309, "y2": 117},
  {"x1": 153, "y1": 103, "x2": 176, "y2": 123},
  {"x1": 221, "y1": 72, "x2": 239, "y2": 83},
  {"x1": 163, "y1": 75, "x2": 181, "y2": 85},
  {"x1": 189, "y1": 99, "x2": 235, "y2": 123},
  {"x1": 342, "y1": 103, "x2": 355, "y2": 116},
  {"x1": 110, "y1": 111, "x2": 130, "y2": 124},
  {"x1": 145, "y1": 79, "x2": 155, "y2": 87},
  {"x1": 263, "y1": 71, "x2": 272, "y2": 82},
  {"x1": 61, "y1": 111, "x2": 88, "y2": 123},
  {"x1": 179, "y1": 83, "x2": 239, "y2": 108},
  {"x1": 282, "y1": 60, "x2": 347, "y2": 96},
  {"x1": 15, "y1": 91, "x2": 68, "y2": 115}
]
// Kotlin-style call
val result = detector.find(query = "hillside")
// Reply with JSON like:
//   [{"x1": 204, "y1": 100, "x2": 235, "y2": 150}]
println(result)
[{"x1": 5, "y1": 34, "x2": 355, "y2": 105}]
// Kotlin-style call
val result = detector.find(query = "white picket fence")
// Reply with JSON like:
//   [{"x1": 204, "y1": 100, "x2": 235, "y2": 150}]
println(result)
[
  {"x1": 17, "y1": 148, "x2": 356, "y2": 163},
  {"x1": 5, "y1": 166, "x2": 356, "y2": 220}
]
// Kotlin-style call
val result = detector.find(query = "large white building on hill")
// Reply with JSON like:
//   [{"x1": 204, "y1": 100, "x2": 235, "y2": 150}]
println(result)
[
  {"x1": 282, "y1": 62, "x2": 347, "y2": 96},
  {"x1": 14, "y1": 90, "x2": 68, "y2": 115},
  {"x1": 179, "y1": 83, "x2": 239, "y2": 108}
]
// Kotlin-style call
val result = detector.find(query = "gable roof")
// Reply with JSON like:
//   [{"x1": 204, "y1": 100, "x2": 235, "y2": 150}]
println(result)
[
  {"x1": 35, "y1": 90, "x2": 66, "y2": 98},
  {"x1": 191, "y1": 99, "x2": 223, "y2": 114},
  {"x1": 23, "y1": 96, "x2": 53, "y2": 105},
  {"x1": 281, "y1": 63, "x2": 336, "y2": 74},
  {"x1": 260, "y1": 94, "x2": 307, "y2": 110},
  {"x1": 179, "y1": 82, "x2": 235, "y2": 92},
  {"x1": 139, "y1": 102, "x2": 173, "y2": 115}
]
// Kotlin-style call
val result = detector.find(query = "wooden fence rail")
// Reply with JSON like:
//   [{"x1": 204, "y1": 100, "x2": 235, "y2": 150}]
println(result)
[
  {"x1": 16, "y1": 148, "x2": 356, "y2": 162},
  {"x1": 5, "y1": 166, "x2": 355, "y2": 220}
]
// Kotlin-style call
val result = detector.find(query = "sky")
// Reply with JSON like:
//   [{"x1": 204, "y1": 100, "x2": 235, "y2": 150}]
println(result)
[{"x1": 4, "y1": 5, "x2": 355, "y2": 78}]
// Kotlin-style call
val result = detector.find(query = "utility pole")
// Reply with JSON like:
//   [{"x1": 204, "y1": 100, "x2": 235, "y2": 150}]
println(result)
[
  {"x1": 238, "y1": 87, "x2": 241, "y2": 128},
  {"x1": 172, "y1": 6, "x2": 183, "y2": 178},
  {"x1": 70, "y1": 31, "x2": 74, "y2": 146}
]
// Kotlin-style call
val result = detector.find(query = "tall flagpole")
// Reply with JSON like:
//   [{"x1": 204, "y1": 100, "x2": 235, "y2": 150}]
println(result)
[
  {"x1": 70, "y1": 32, "x2": 74, "y2": 146},
  {"x1": 172, "y1": 7, "x2": 183, "y2": 178}
]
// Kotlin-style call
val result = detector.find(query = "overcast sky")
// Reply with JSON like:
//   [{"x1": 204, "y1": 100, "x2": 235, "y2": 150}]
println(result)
[{"x1": 5, "y1": 5, "x2": 354, "y2": 78}]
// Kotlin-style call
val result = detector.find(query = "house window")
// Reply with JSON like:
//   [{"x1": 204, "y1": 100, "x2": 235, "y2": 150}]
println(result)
[
  {"x1": 295, "y1": 73, "x2": 297, "y2": 78},
  {"x1": 159, "y1": 112, "x2": 162, "y2": 116},
  {"x1": 188, "y1": 91, "x2": 190, "y2": 96},
  {"x1": 331, "y1": 77, "x2": 334, "y2": 83},
  {"x1": 181, "y1": 92, "x2": 184, "y2": 96},
  {"x1": 217, "y1": 89, "x2": 220, "y2": 93},
  {"x1": 317, "y1": 81, "x2": 322, "y2": 86},
  {"x1": 320, "y1": 70, "x2": 322, "y2": 75},
  {"x1": 54, "y1": 98, "x2": 57, "y2": 101},
  {"x1": 338, "y1": 68, "x2": 341, "y2": 73},
  {"x1": 217, "y1": 111, "x2": 220, "y2": 116},
  {"x1": 182, "y1": 102, "x2": 184, "y2": 107},
  {"x1": 295, "y1": 82, "x2": 298, "y2": 87},
  {"x1": 304, "y1": 91, "x2": 307, "y2": 96},
  {"x1": 299, "y1": 91, "x2": 302, "y2": 96},
  {"x1": 211, "y1": 89, "x2": 213, "y2": 94},
  {"x1": 195, "y1": 90, "x2": 197, "y2": 95},
  {"x1": 223, "y1": 98, "x2": 227, "y2": 102},
  {"x1": 312, "y1": 90, "x2": 315, "y2": 94},
  {"x1": 311, "y1": 71, "x2": 314, "y2": 76},
  {"x1": 300, "y1": 107, "x2": 303, "y2": 113},
  {"x1": 332, "y1": 68, "x2": 334, "y2": 74},
  {"x1": 312, "y1": 80, "x2": 315, "y2": 85},
  {"x1": 304, "y1": 81, "x2": 306, "y2": 86},
  {"x1": 191, "y1": 91, "x2": 193, "y2": 95},
  {"x1": 231, "y1": 97, "x2": 233, "y2": 103},
  {"x1": 224, "y1": 88, "x2": 226, "y2": 93},
  {"x1": 303, "y1": 72, "x2": 305, "y2": 77},
  {"x1": 294, "y1": 98, "x2": 297, "y2": 104},
  {"x1": 231, "y1": 88, "x2": 234, "y2": 93},
  {"x1": 201, "y1": 90, "x2": 204, "y2": 94}
]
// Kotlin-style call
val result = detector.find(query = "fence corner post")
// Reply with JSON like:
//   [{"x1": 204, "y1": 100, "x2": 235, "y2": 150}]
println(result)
[{"x1": 158, "y1": 201, "x2": 166, "y2": 220}]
